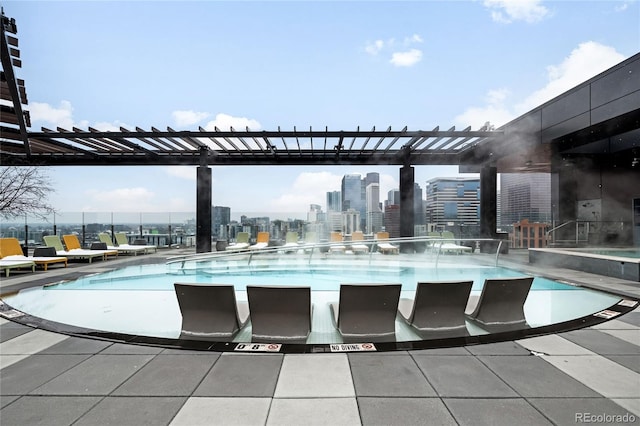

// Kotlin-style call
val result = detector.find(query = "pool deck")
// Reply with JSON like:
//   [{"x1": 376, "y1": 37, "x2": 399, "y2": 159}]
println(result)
[{"x1": 1, "y1": 249, "x2": 639, "y2": 425}]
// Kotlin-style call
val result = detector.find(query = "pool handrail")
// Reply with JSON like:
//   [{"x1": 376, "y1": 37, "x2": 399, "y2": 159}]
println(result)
[{"x1": 165, "y1": 236, "x2": 508, "y2": 269}]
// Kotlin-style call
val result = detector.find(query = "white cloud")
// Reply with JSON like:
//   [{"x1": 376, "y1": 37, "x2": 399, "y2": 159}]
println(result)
[
  {"x1": 83, "y1": 187, "x2": 156, "y2": 212},
  {"x1": 454, "y1": 41, "x2": 626, "y2": 128},
  {"x1": 404, "y1": 34, "x2": 423, "y2": 44},
  {"x1": 29, "y1": 100, "x2": 132, "y2": 131},
  {"x1": 365, "y1": 39, "x2": 385, "y2": 55},
  {"x1": 202, "y1": 113, "x2": 262, "y2": 131},
  {"x1": 172, "y1": 110, "x2": 210, "y2": 127},
  {"x1": 483, "y1": 0, "x2": 550, "y2": 23},
  {"x1": 614, "y1": 2, "x2": 630, "y2": 12},
  {"x1": 165, "y1": 166, "x2": 196, "y2": 181},
  {"x1": 270, "y1": 171, "x2": 342, "y2": 212},
  {"x1": 390, "y1": 48, "x2": 423, "y2": 67}
]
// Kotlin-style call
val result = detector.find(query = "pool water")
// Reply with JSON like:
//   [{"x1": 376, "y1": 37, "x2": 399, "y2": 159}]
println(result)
[
  {"x1": 3, "y1": 261, "x2": 622, "y2": 344},
  {"x1": 579, "y1": 248, "x2": 640, "y2": 259}
]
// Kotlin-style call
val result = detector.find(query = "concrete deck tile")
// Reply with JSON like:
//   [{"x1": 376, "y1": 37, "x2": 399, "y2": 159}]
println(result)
[
  {"x1": 37, "y1": 336, "x2": 113, "y2": 354},
  {"x1": 618, "y1": 312, "x2": 640, "y2": 327},
  {"x1": 527, "y1": 397, "x2": 640, "y2": 426},
  {"x1": 169, "y1": 397, "x2": 271, "y2": 426},
  {"x1": 349, "y1": 353, "x2": 436, "y2": 397},
  {"x1": 99, "y1": 342, "x2": 165, "y2": 355},
  {"x1": 561, "y1": 330, "x2": 640, "y2": 355},
  {"x1": 465, "y1": 341, "x2": 530, "y2": 355},
  {"x1": 0, "y1": 322, "x2": 34, "y2": 343},
  {"x1": 409, "y1": 346, "x2": 471, "y2": 355},
  {"x1": 593, "y1": 319, "x2": 640, "y2": 330},
  {"x1": 611, "y1": 398, "x2": 640, "y2": 417},
  {"x1": 358, "y1": 397, "x2": 457, "y2": 425},
  {"x1": 274, "y1": 354, "x2": 354, "y2": 398},
  {"x1": 0, "y1": 329, "x2": 68, "y2": 354},
  {"x1": 607, "y1": 355, "x2": 640, "y2": 374},
  {"x1": 479, "y1": 355, "x2": 601, "y2": 397},
  {"x1": 267, "y1": 398, "x2": 360, "y2": 426},
  {"x1": 194, "y1": 353, "x2": 281, "y2": 397},
  {"x1": 0, "y1": 395, "x2": 19, "y2": 409},
  {"x1": 443, "y1": 398, "x2": 553, "y2": 426},
  {"x1": 31, "y1": 354, "x2": 155, "y2": 395},
  {"x1": 113, "y1": 354, "x2": 218, "y2": 396},
  {"x1": 541, "y1": 354, "x2": 640, "y2": 398},
  {"x1": 0, "y1": 395, "x2": 101, "y2": 426},
  {"x1": 413, "y1": 355, "x2": 518, "y2": 397},
  {"x1": 517, "y1": 334, "x2": 594, "y2": 355},
  {"x1": 600, "y1": 329, "x2": 640, "y2": 347},
  {"x1": 0, "y1": 354, "x2": 91, "y2": 395},
  {"x1": 0, "y1": 354, "x2": 30, "y2": 370},
  {"x1": 74, "y1": 396, "x2": 187, "y2": 426}
]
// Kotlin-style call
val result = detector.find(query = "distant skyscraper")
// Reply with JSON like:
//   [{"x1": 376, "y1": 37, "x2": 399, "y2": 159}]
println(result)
[
  {"x1": 500, "y1": 173, "x2": 551, "y2": 228},
  {"x1": 341, "y1": 174, "x2": 365, "y2": 222},
  {"x1": 387, "y1": 189, "x2": 400, "y2": 207},
  {"x1": 414, "y1": 183, "x2": 425, "y2": 226},
  {"x1": 384, "y1": 204, "x2": 401, "y2": 238},
  {"x1": 212, "y1": 206, "x2": 231, "y2": 239},
  {"x1": 326, "y1": 191, "x2": 341, "y2": 212},
  {"x1": 425, "y1": 177, "x2": 480, "y2": 227},
  {"x1": 366, "y1": 180, "x2": 383, "y2": 234},
  {"x1": 308, "y1": 204, "x2": 323, "y2": 223}
]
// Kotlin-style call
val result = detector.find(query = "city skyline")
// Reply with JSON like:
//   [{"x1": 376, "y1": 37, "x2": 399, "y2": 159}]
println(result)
[{"x1": 3, "y1": 1, "x2": 637, "y2": 215}]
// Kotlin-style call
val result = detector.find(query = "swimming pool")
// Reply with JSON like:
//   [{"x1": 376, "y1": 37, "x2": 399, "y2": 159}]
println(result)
[{"x1": 1, "y1": 253, "x2": 632, "y2": 352}]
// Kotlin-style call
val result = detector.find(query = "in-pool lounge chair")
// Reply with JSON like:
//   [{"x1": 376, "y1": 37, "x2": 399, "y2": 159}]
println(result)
[
  {"x1": 329, "y1": 232, "x2": 346, "y2": 254},
  {"x1": 0, "y1": 258, "x2": 35, "y2": 277},
  {"x1": 398, "y1": 280, "x2": 473, "y2": 338},
  {"x1": 302, "y1": 231, "x2": 318, "y2": 253},
  {"x1": 0, "y1": 238, "x2": 68, "y2": 271},
  {"x1": 174, "y1": 283, "x2": 249, "y2": 341},
  {"x1": 247, "y1": 285, "x2": 313, "y2": 343},
  {"x1": 249, "y1": 232, "x2": 270, "y2": 250},
  {"x1": 43, "y1": 235, "x2": 107, "y2": 264},
  {"x1": 376, "y1": 232, "x2": 399, "y2": 254},
  {"x1": 282, "y1": 231, "x2": 300, "y2": 253},
  {"x1": 114, "y1": 232, "x2": 157, "y2": 254},
  {"x1": 99, "y1": 233, "x2": 148, "y2": 256},
  {"x1": 226, "y1": 232, "x2": 250, "y2": 251},
  {"x1": 465, "y1": 276, "x2": 534, "y2": 332},
  {"x1": 350, "y1": 231, "x2": 369, "y2": 254},
  {"x1": 329, "y1": 283, "x2": 401, "y2": 343},
  {"x1": 63, "y1": 234, "x2": 118, "y2": 260}
]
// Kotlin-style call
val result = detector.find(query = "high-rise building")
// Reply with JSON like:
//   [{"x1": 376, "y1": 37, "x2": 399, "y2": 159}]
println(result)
[
  {"x1": 414, "y1": 183, "x2": 425, "y2": 226},
  {"x1": 308, "y1": 204, "x2": 323, "y2": 223},
  {"x1": 500, "y1": 173, "x2": 551, "y2": 229},
  {"x1": 341, "y1": 174, "x2": 365, "y2": 224},
  {"x1": 425, "y1": 177, "x2": 480, "y2": 228},
  {"x1": 326, "y1": 191, "x2": 341, "y2": 212},
  {"x1": 387, "y1": 189, "x2": 400, "y2": 207},
  {"x1": 366, "y1": 180, "x2": 383, "y2": 234},
  {"x1": 342, "y1": 208, "x2": 361, "y2": 235},
  {"x1": 384, "y1": 204, "x2": 401, "y2": 238},
  {"x1": 212, "y1": 206, "x2": 231, "y2": 240}
]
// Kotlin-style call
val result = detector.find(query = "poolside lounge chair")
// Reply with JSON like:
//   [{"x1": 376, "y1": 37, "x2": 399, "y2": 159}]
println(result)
[
  {"x1": 434, "y1": 242, "x2": 472, "y2": 255},
  {"x1": 329, "y1": 283, "x2": 401, "y2": 342},
  {"x1": 0, "y1": 238, "x2": 68, "y2": 271},
  {"x1": 302, "y1": 231, "x2": 318, "y2": 253},
  {"x1": 114, "y1": 232, "x2": 157, "y2": 253},
  {"x1": 63, "y1": 234, "x2": 118, "y2": 260},
  {"x1": 249, "y1": 232, "x2": 270, "y2": 250},
  {"x1": 247, "y1": 285, "x2": 313, "y2": 343},
  {"x1": 329, "y1": 232, "x2": 347, "y2": 254},
  {"x1": 282, "y1": 231, "x2": 300, "y2": 253},
  {"x1": 376, "y1": 232, "x2": 399, "y2": 254},
  {"x1": 350, "y1": 231, "x2": 369, "y2": 254},
  {"x1": 226, "y1": 232, "x2": 250, "y2": 251},
  {"x1": 99, "y1": 233, "x2": 148, "y2": 256},
  {"x1": 465, "y1": 276, "x2": 534, "y2": 332},
  {"x1": 174, "y1": 283, "x2": 249, "y2": 341},
  {"x1": 0, "y1": 258, "x2": 35, "y2": 277},
  {"x1": 43, "y1": 235, "x2": 107, "y2": 264},
  {"x1": 398, "y1": 280, "x2": 473, "y2": 338}
]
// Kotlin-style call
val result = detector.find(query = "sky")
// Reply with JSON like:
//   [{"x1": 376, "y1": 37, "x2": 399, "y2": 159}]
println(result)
[{"x1": 3, "y1": 0, "x2": 639, "y2": 220}]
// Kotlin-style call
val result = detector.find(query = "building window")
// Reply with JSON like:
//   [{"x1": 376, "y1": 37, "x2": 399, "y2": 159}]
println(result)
[{"x1": 444, "y1": 202, "x2": 457, "y2": 219}]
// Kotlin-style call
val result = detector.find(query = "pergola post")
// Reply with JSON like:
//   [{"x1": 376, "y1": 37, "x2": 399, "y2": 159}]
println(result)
[
  {"x1": 399, "y1": 164, "x2": 415, "y2": 253},
  {"x1": 480, "y1": 165, "x2": 498, "y2": 252},
  {"x1": 196, "y1": 148, "x2": 212, "y2": 253}
]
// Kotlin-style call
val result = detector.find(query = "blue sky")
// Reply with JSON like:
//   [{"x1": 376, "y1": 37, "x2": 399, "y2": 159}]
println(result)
[{"x1": 4, "y1": 0, "x2": 638, "y2": 219}]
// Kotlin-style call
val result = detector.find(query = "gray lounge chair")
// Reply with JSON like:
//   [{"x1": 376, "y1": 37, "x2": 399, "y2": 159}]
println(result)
[
  {"x1": 247, "y1": 285, "x2": 312, "y2": 343},
  {"x1": 174, "y1": 283, "x2": 249, "y2": 341},
  {"x1": 465, "y1": 276, "x2": 534, "y2": 332},
  {"x1": 329, "y1": 283, "x2": 401, "y2": 342}
]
